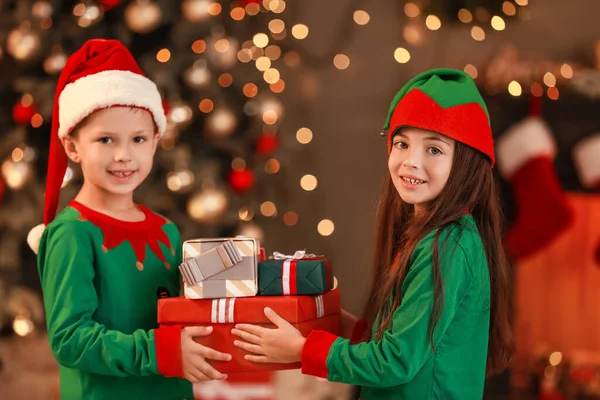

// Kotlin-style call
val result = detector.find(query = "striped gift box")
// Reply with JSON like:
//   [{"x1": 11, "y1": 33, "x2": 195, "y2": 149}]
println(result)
[{"x1": 182, "y1": 238, "x2": 260, "y2": 299}]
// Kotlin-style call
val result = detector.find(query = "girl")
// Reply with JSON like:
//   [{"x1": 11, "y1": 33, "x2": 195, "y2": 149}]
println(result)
[
  {"x1": 231, "y1": 68, "x2": 514, "y2": 399},
  {"x1": 27, "y1": 39, "x2": 230, "y2": 400}
]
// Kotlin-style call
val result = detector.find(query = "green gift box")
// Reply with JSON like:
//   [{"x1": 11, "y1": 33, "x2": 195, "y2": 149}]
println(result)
[{"x1": 258, "y1": 252, "x2": 334, "y2": 296}]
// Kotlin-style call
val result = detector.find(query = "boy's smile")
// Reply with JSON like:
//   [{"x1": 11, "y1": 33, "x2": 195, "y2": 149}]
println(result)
[{"x1": 108, "y1": 169, "x2": 137, "y2": 183}]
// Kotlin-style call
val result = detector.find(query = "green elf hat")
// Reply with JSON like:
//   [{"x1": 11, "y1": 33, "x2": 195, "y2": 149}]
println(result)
[{"x1": 381, "y1": 68, "x2": 495, "y2": 166}]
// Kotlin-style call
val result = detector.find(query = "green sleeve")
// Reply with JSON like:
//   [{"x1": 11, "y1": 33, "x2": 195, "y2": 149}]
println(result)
[
  {"x1": 303, "y1": 229, "x2": 474, "y2": 387},
  {"x1": 38, "y1": 221, "x2": 160, "y2": 377}
]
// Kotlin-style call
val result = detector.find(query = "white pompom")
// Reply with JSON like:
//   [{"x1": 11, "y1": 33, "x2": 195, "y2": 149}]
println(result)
[
  {"x1": 27, "y1": 224, "x2": 46, "y2": 255},
  {"x1": 496, "y1": 116, "x2": 556, "y2": 179},
  {"x1": 573, "y1": 134, "x2": 600, "y2": 189}
]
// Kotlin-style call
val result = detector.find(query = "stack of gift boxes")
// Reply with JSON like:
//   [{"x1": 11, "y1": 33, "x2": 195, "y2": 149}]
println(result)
[{"x1": 157, "y1": 237, "x2": 341, "y2": 374}]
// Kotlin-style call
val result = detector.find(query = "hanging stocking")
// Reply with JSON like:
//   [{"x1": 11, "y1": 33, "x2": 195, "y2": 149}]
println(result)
[
  {"x1": 496, "y1": 96, "x2": 574, "y2": 260},
  {"x1": 573, "y1": 133, "x2": 600, "y2": 265}
]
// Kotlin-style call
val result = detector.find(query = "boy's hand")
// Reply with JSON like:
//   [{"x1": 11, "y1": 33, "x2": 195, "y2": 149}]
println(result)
[{"x1": 181, "y1": 326, "x2": 231, "y2": 383}]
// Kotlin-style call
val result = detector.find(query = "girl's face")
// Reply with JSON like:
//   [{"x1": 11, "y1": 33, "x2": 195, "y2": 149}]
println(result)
[
  {"x1": 388, "y1": 127, "x2": 455, "y2": 211},
  {"x1": 62, "y1": 106, "x2": 159, "y2": 199}
]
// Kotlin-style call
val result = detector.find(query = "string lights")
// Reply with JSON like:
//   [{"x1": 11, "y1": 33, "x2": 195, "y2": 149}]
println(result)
[{"x1": 9, "y1": 0, "x2": 595, "y2": 250}]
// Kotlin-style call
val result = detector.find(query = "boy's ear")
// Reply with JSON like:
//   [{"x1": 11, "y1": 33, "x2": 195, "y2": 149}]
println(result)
[
  {"x1": 152, "y1": 132, "x2": 160, "y2": 154},
  {"x1": 61, "y1": 135, "x2": 81, "y2": 163}
]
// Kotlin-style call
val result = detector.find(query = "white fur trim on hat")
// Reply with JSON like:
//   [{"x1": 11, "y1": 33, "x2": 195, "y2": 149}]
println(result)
[
  {"x1": 496, "y1": 116, "x2": 557, "y2": 179},
  {"x1": 58, "y1": 70, "x2": 166, "y2": 137},
  {"x1": 573, "y1": 134, "x2": 600, "y2": 189},
  {"x1": 27, "y1": 224, "x2": 46, "y2": 255}
]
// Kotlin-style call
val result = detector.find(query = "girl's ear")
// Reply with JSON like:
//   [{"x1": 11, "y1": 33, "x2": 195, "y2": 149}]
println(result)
[{"x1": 61, "y1": 135, "x2": 81, "y2": 163}]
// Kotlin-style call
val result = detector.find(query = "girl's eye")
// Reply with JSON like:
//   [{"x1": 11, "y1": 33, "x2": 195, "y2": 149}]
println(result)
[
  {"x1": 99, "y1": 137, "x2": 112, "y2": 144},
  {"x1": 428, "y1": 147, "x2": 442, "y2": 155},
  {"x1": 133, "y1": 136, "x2": 147, "y2": 144},
  {"x1": 394, "y1": 140, "x2": 408, "y2": 149}
]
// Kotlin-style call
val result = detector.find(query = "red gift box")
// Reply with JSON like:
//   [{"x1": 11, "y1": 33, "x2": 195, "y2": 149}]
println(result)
[{"x1": 158, "y1": 289, "x2": 341, "y2": 374}]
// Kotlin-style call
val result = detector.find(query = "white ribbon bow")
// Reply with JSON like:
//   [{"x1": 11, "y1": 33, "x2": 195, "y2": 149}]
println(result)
[
  {"x1": 271, "y1": 250, "x2": 338, "y2": 291},
  {"x1": 271, "y1": 250, "x2": 320, "y2": 260}
]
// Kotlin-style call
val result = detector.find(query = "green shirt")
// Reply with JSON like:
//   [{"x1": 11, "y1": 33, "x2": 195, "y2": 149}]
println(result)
[
  {"x1": 37, "y1": 201, "x2": 193, "y2": 400},
  {"x1": 302, "y1": 214, "x2": 491, "y2": 400}
]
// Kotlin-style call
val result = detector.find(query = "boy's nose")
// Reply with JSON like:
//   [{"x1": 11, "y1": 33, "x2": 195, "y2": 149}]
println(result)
[{"x1": 114, "y1": 145, "x2": 132, "y2": 162}]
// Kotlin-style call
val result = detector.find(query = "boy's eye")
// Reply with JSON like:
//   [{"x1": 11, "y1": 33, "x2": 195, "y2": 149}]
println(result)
[
  {"x1": 428, "y1": 147, "x2": 442, "y2": 155},
  {"x1": 133, "y1": 136, "x2": 147, "y2": 144},
  {"x1": 99, "y1": 137, "x2": 112, "y2": 144}
]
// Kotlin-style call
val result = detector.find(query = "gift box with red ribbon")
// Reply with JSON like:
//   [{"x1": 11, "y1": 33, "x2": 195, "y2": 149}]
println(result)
[
  {"x1": 258, "y1": 251, "x2": 335, "y2": 296},
  {"x1": 157, "y1": 289, "x2": 341, "y2": 374}
]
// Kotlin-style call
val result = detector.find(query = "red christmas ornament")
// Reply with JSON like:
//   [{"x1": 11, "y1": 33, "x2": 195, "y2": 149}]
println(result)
[
  {"x1": 98, "y1": 0, "x2": 122, "y2": 11},
  {"x1": 12, "y1": 101, "x2": 37, "y2": 125},
  {"x1": 255, "y1": 133, "x2": 279, "y2": 156},
  {"x1": 228, "y1": 168, "x2": 255, "y2": 193}
]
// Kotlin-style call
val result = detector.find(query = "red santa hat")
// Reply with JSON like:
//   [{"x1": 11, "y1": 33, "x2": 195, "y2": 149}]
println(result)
[{"x1": 27, "y1": 39, "x2": 167, "y2": 253}]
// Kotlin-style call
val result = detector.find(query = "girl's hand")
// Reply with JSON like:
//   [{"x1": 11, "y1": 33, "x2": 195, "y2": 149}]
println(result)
[
  {"x1": 231, "y1": 307, "x2": 306, "y2": 364},
  {"x1": 181, "y1": 326, "x2": 231, "y2": 383}
]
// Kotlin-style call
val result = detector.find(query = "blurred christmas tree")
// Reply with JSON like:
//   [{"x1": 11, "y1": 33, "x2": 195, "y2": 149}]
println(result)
[{"x1": 0, "y1": 0, "x2": 311, "y2": 335}]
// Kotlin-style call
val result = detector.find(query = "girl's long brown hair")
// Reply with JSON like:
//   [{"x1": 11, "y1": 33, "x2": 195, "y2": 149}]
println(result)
[{"x1": 362, "y1": 141, "x2": 514, "y2": 374}]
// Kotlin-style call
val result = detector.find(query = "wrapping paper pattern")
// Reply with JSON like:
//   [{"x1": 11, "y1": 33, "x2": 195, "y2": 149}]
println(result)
[
  {"x1": 182, "y1": 238, "x2": 259, "y2": 299},
  {"x1": 179, "y1": 240, "x2": 243, "y2": 285},
  {"x1": 258, "y1": 258, "x2": 333, "y2": 296},
  {"x1": 158, "y1": 289, "x2": 340, "y2": 324}
]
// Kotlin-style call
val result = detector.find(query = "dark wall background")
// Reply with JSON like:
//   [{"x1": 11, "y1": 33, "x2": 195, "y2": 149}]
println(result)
[{"x1": 263, "y1": 0, "x2": 600, "y2": 318}]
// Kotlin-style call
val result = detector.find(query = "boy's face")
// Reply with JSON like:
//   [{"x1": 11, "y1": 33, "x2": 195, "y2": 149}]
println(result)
[
  {"x1": 62, "y1": 106, "x2": 159, "y2": 197},
  {"x1": 388, "y1": 127, "x2": 455, "y2": 211}
]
